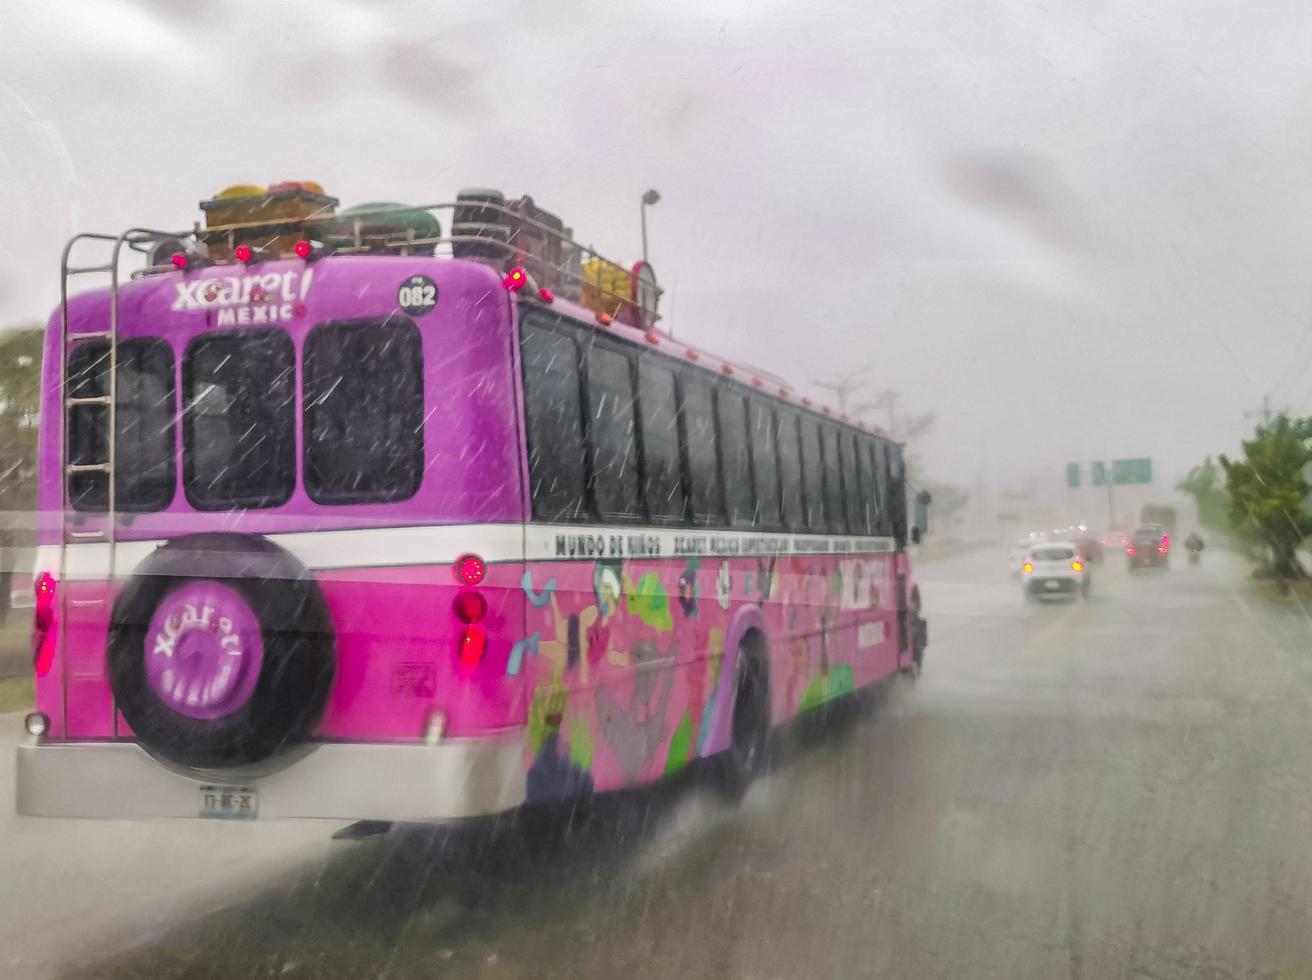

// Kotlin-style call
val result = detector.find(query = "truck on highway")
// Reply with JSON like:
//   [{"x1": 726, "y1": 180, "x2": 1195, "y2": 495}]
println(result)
[{"x1": 1140, "y1": 503, "x2": 1177, "y2": 541}]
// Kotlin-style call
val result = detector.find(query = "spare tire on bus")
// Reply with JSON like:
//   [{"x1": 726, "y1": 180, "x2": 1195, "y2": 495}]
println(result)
[{"x1": 108, "y1": 534, "x2": 335, "y2": 769}]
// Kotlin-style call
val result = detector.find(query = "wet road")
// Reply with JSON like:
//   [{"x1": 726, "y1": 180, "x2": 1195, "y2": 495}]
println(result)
[{"x1": 7, "y1": 547, "x2": 1312, "y2": 979}]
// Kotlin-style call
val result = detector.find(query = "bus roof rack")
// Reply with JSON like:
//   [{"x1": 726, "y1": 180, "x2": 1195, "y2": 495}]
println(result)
[{"x1": 124, "y1": 188, "x2": 664, "y2": 330}]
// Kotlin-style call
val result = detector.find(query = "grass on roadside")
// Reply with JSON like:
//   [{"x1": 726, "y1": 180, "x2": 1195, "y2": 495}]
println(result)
[
  {"x1": 0, "y1": 674, "x2": 34, "y2": 713},
  {"x1": 1251, "y1": 577, "x2": 1312, "y2": 605}
]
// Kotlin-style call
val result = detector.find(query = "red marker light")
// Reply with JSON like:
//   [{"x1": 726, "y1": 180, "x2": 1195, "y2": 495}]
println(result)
[
  {"x1": 644, "y1": 330, "x2": 660, "y2": 345},
  {"x1": 780, "y1": 388, "x2": 791, "y2": 398},
  {"x1": 171, "y1": 252, "x2": 188, "y2": 270},
  {"x1": 502, "y1": 267, "x2": 527, "y2": 292},
  {"x1": 453, "y1": 590, "x2": 488, "y2": 624},
  {"x1": 293, "y1": 240, "x2": 313, "y2": 258},
  {"x1": 686, "y1": 348, "x2": 699, "y2": 361},
  {"x1": 537, "y1": 286, "x2": 554, "y2": 303},
  {"x1": 752, "y1": 377, "x2": 764, "y2": 387},
  {"x1": 234, "y1": 245, "x2": 253, "y2": 263},
  {"x1": 455, "y1": 553, "x2": 487, "y2": 586},
  {"x1": 721, "y1": 363, "x2": 735, "y2": 376},
  {"x1": 597, "y1": 312, "x2": 614, "y2": 326}
]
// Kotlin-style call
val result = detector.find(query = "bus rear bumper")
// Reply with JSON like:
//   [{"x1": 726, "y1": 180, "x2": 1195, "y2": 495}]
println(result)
[{"x1": 15, "y1": 732, "x2": 527, "y2": 822}]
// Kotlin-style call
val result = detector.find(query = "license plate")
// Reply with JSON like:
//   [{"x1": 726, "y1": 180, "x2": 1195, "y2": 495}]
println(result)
[
  {"x1": 1045, "y1": 580, "x2": 1060, "y2": 590},
  {"x1": 199, "y1": 784, "x2": 258, "y2": 820}
]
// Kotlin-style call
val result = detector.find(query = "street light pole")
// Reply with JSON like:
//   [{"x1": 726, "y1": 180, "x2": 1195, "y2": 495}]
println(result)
[{"x1": 641, "y1": 189, "x2": 660, "y2": 265}]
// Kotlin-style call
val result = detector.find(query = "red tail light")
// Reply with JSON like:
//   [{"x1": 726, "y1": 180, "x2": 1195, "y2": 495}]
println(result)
[
  {"x1": 453, "y1": 590, "x2": 487, "y2": 624},
  {"x1": 33, "y1": 572, "x2": 56, "y2": 677},
  {"x1": 234, "y1": 245, "x2": 253, "y2": 263},
  {"x1": 1126, "y1": 546, "x2": 1136, "y2": 556},
  {"x1": 1158, "y1": 546, "x2": 1168, "y2": 555},
  {"x1": 458, "y1": 625, "x2": 487, "y2": 669}
]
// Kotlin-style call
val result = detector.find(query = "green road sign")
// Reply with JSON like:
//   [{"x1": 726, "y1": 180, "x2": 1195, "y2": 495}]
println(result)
[
  {"x1": 1091, "y1": 461, "x2": 1107, "y2": 487},
  {"x1": 1066, "y1": 463, "x2": 1081, "y2": 489},
  {"x1": 1112, "y1": 458, "x2": 1152, "y2": 485}
]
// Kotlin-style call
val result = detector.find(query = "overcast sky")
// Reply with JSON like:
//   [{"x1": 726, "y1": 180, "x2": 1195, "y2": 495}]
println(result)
[{"x1": 3, "y1": 0, "x2": 1311, "y2": 508}]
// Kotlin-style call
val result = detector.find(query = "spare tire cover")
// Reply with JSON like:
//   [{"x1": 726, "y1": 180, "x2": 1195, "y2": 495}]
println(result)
[{"x1": 108, "y1": 534, "x2": 335, "y2": 768}]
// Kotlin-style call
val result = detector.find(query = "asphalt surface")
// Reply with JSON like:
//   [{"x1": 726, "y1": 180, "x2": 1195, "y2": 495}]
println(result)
[{"x1": 6, "y1": 547, "x2": 1312, "y2": 979}]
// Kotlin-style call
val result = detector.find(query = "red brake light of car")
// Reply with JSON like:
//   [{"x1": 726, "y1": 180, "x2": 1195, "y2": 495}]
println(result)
[
  {"x1": 1158, "y1": 546, "x2": 1168, "y2": 555},
  {"x1": 455, "y1": 553, "x2": 486, "y2": 586},
  {"x1": 1126, "y1": 546, "x2": 1136, "y2": 556},
  {"x1": 33, "y1": 572, "x2": 57, "y2": 677}
]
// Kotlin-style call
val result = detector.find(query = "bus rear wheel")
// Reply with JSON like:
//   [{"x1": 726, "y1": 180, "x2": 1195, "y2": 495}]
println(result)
[
  {"x1": 108, "y1": 534, "x2": 336, "y2": 770},
  {"x1": 718, "y1": 642, "x2": 771, "y2": 800}
]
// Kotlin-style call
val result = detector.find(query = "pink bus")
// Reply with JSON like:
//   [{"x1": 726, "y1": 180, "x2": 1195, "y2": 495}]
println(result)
[{"x1": 16, "y1": 183, "x2": 929, "y2": 823}]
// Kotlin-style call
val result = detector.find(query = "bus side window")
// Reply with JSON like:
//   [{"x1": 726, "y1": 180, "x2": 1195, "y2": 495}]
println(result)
[
  {"x1": 872, "y1": 440, "x2": 890, "y2": 536},
  {"x1": 519, "y1": 319, "x2": 589, "y2": 522},
  {"x1": 748, "y1": 399, "x2": 782, "y2": 530},
  {"x1": 799, "y1": 417, "x2": 826, "y2": 533},
  {"x1": 820, "y1": 425, "x2": 847, "y2": 534},
  {"x1": 777, "y1": 411, "x2": 805, "y2": 532},
  {"x1": 636, "y1": 361, "x2": 687, "y2": 523},
  {"x1": 888, "y1": 445, "x2": 907, "y2": 548},
  {"x1": 841, "y1": 431, "x2": 863, "y2": 534},
  {"x1": 584, "y1": 345, "x2": 642, "y2": 521},
  {"x1": 717, "y1": 391, "x2": 754, "y2": 528},
  {"x1": 856, "y1": 437, "x2": 877, "y2": 535},
  {"x1": 681, "y1": 378, "x2": 726, "y2": 527}
]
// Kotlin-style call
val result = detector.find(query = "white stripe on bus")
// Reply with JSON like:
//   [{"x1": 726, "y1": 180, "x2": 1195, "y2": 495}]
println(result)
[{"x1": 35, "y1": 524, "x2": 898, "y2": 579}]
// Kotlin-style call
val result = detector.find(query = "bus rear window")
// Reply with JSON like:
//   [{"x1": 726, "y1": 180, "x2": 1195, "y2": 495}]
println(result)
[
  {"x1": 183, "y1": 328, "x2": 295, "y2": 510},
  {"x1": 67, "y1": 339, "x2": 176, "y2": 512},
  {"x1": 304, "y1": 317, "x2": 424, "y2": 504}
]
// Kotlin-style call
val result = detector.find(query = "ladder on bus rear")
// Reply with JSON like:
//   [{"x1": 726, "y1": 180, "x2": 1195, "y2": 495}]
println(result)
[
  {"x1": 54, "y1": 228, "x2": 178, "y2": 723},
  {"x1": 59, "y1": 233, "x2": 126, "y2": 573}
]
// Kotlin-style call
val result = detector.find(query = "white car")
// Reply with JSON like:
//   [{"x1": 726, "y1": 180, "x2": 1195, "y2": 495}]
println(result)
[{"x1": 1021, "y1": 542, "x2": 1090, "y2": 601}]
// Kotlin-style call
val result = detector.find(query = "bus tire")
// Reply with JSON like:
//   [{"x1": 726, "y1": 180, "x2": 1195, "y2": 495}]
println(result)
[
  {"x1": 717, "y1": 636, "x2": 771, "y2": 800},
  {"x1": 902, "y1": 589, "x2": 926, "y2": 678},
  {"x1": 108, "y1": 534, "x2": 336, "y2": 769}
]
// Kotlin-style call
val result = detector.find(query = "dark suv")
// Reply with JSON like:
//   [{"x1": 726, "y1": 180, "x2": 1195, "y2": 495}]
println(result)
[{"x1": 1126, "y1": 524, "x2": 1169, "y2": 570}]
